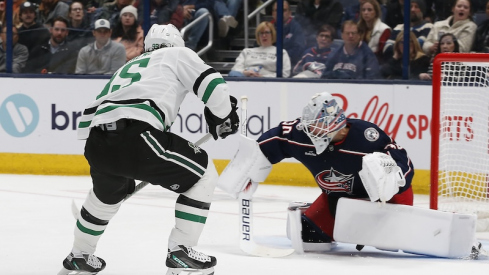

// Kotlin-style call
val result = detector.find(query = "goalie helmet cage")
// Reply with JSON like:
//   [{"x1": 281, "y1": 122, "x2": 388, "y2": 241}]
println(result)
[{"x1": 430, "y1": 53, "x2": 489, "y2": 231}]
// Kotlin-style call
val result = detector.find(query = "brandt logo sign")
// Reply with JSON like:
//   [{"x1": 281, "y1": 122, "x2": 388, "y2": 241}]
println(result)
[{"x1": 0, "y1": 94, "x2": 39, "y2": 137}]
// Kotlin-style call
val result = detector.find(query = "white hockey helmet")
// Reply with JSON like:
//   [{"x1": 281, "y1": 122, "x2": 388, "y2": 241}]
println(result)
[
  {"x1": 143, "y1": 24, "x2": 184, "y2": 52},
  {"x1": 300, "y1": 92, "x2": 347, "y2": 154}
]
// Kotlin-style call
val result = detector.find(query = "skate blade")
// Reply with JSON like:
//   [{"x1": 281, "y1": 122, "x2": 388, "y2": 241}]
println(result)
[
  {"x1": 57, "y1": 267, "x2": 98, "y2": 275},
  {"x1": 166, "y1": 267, "x2": 214, "y2": 275}
]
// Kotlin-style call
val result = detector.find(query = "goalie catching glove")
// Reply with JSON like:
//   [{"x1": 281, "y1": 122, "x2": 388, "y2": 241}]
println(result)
[
  {"x1": 204, "y1": 95, "x2": 239, "y2": 140},
  {"x1": 358, "y1": 152, "x2": 406, "y2": 203}
]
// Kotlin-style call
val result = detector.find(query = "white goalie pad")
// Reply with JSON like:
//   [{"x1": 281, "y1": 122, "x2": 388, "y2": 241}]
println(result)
[
  {"x1": 333, "y1": 198, "x2": 477, "y2": 258},
  {"x1": 358, "y1": 152, "x2": 406, "y2": 203},
  {"x1": 286, "y1": 202, "x2": 334, "y2": 254},
  {"x1": 217, "y1": 135, "x2": 272, "y2": 198}
]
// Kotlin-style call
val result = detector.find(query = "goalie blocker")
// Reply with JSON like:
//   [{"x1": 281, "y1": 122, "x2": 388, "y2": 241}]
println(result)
[{"x1": 217, "y1": 135, "x2": 272, "y2": 198}]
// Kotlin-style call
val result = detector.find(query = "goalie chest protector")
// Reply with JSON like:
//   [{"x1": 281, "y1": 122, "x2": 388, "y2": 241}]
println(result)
[{"x1": 257, "y1": 118, "x2": 413, "y2": 199}]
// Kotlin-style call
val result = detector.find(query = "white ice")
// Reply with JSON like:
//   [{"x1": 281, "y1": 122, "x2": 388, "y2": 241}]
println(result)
[{"x1": 0, "y1": 174, "x2": 488, "y2": 275}]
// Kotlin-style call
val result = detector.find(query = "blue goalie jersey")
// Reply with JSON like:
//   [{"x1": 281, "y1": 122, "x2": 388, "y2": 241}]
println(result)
[{"x1": 257, "y1": 118, "x2": 414, "y2": 199}]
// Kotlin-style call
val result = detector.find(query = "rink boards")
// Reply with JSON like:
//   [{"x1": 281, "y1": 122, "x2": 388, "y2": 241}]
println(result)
[{"x1": 0, "y1": 77, "x2": 433, "y2": 193}]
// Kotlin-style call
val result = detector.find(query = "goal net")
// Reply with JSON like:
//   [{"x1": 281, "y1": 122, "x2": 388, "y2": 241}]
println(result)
[{"x1": 430, "y1": 53, "x2": 489, "y2": 231}]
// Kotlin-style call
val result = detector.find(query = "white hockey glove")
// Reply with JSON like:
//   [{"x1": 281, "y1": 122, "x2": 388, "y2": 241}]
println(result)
[{"x1": 358, "y1": 152, "x2": 406, "y2": 203}]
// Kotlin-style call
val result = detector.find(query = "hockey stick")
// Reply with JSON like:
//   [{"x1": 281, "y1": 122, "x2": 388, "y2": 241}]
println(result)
[
  {"x1": 71, "y1": 133, "x2": 213, "y2": 219},
  {"x1": 237, "y1": 96, "x2": 294, "y2": 257}
]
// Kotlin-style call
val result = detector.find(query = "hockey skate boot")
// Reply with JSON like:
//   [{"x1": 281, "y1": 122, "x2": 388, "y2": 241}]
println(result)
[
  {"x1": 166, "y1": 245, "x2": 216, "y2": 275},
  {"x1": 470, "y1": 242, "x2": 488, "y2": 260},
  {"x1": 57, "y1": 252, "x2": 106, "y2": 275}
]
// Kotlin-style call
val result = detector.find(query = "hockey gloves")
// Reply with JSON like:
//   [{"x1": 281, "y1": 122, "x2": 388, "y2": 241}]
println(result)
[{"x1": 205, "y1": 95, "x2": 240, "y2": 140}]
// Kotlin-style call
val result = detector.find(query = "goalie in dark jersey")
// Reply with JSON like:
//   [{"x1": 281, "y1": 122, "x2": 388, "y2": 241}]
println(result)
[
  {"x1": 219, "y1": 91, "x2": 414, "y2": 252},
  {"x1": 258, "y1": 92, "x2": 414, "y2": 248}
]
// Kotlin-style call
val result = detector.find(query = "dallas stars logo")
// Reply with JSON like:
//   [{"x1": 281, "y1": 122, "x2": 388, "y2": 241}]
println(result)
[{"x1": 188, "y1": 141, "x2": 201, "y2": 154}]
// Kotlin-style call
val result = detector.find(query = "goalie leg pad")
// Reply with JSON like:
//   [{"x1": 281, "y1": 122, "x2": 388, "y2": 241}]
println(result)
[
  {"x1": 217, "y1": 135, "x2": 272, "y2": 198},
  {"x1": 333, "y1": 198, "x2": 477, "y2": 258},
  {"x1": 287, "y1": 200, "x2": 334, "y2": 254}
]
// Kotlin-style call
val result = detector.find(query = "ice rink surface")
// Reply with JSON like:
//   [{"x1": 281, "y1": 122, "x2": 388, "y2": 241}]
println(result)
[{"x1": 1, "y1": 174, "x2": 488, "y2": 275}]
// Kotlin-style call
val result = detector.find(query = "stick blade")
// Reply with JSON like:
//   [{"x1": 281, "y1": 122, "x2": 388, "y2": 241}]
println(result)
[{"x1": 238, "y1": 187, "x2": 294, "y2": 258}]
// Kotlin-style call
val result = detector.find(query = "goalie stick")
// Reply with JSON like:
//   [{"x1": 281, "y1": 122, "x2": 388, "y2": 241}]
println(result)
[
  {"x1": 237, "y1": 96, "x2": 294, "y2": 258},
  {"x1": 71, "y1": 132, "x2": 213, "y2": 219}
]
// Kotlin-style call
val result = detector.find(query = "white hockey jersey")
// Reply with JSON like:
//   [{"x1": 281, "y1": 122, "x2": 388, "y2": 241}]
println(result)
[{"x1": 77, "y1": 47, "x2": 232, "y2": 139}]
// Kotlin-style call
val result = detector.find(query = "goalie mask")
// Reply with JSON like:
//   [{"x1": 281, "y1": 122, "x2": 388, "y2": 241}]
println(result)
[
  {"x1": 144, "y1": 24, "x2": 184, "y2": 52},
  {"x1": 300, "y1": 92, "x2": 346, "y2": 154}
]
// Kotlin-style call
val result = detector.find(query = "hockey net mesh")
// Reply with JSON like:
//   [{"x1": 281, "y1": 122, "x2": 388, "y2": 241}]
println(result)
[{"x1": 436, "y1": 59, "x2": 489, "y2": 231}]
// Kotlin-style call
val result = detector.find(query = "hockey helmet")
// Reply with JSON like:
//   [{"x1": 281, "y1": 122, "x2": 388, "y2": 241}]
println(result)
[
  {"x1": 300, "y1": 92, "x2": 346, "y2": 154},
  {"x1": 144, "y1": 24, "x2": 184, "y2": 52}
]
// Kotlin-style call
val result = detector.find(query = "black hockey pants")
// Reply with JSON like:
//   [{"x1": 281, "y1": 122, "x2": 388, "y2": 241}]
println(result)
[{"x1": 84, "y1": 119, "x2": 209, "y2": 205}]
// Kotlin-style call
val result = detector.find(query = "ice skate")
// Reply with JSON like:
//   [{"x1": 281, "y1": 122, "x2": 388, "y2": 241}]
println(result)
[
  {"x1": 57, "y1": 252, "x2": 106, "y2": 275},
  {"x1": 470, "y1": 242, "x2": 488, "y2": 260},
  {"x1": 166, "y1": 245, "x2": 216, "y2": 275}
]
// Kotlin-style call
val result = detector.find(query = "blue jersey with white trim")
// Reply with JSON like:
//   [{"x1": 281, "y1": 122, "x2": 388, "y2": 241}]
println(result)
[{"x1": 257, "y1": 118, "x2": 414, "y2": 199}]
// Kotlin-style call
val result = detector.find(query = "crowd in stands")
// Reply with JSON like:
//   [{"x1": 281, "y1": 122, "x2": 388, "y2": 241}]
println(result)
[{"x1": 0, "y1": 0, "x2": 488, "y2": 81}]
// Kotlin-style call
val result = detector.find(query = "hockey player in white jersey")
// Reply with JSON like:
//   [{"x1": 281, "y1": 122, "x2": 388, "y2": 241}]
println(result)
[{"x1": 58, "y1": 24, "x2": 239, "y2": 275}]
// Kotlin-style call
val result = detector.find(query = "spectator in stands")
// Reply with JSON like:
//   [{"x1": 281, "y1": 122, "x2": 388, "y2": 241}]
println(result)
[
  {"x1": 295, "y1": 0, "x2": 343, "y2": 47},
  {"x1": 343, "y1": 0, "x2": 386, "y2": 23},
  {"x1": 76, "y1": 18, "x2": 125, "y2": 74},
  {"x1": 293, "y1": 24, "x2": 336, "y2": 78},
  {"x1": 357, "y1": 0, "x2": 391, "y2": 63},
  {"x1": 321, "y1": 20, "x2": 380, "y2": 79},
  {"x1": 425, "y1": 0, "x2": 455, "y2": 22},
  {"x1": 66, "y1": 1, "x2": 94, "y2": 50},
  {"x1": 215, "y1": 0, "x2": 242, "y2": 38},
  {"x1": 420, "y1": 33, "x2": 460, "y2": 80},
  {"x1": 0, "y1": 25, "x2": 28, "y2": 73},
  {"x1": 271, "y1": 0, "x2": 305, "y2": 67},
  {"x1": 84, "y1": 0, "x2": 109, "y2": 13},
  {"x1": 472, "y1": 0, "x2": 489, "y2": 52},
  {"x1": 18, "y1": 1, "x2": 50, "y2": 53},
  {"x1": 381, "y1": 31, "x2": 429, "y2": 79},
  {"x1": 385, "y1": 0, "x2": 404, "y2": 29},
  {"x1": 134, "y1": 0, "x2": 183, "y2": 28},
  {"x1": 39, "y1": 0, "x2": 69, "y2": 27},
  {"x1": 181, "y1": 0, "x2": 213, "y2": 51},
  {"x1": 0, "y1": 0, "x2": 24, "y2": 28},
  {"x1": 228, "y1": 21, "x2": 291, "y2": 77},
  {"x1": 0, "y1": 1, "x2": 4, "y2": 27},
  {"x1": 112, "y1": 5, "x2": 143, "y2": 61},
  {"x1": 96, "y1": 0, "x2": 133, "y2": 29},
  {"x1": 423, "y1": 0, "x2": 477, "y2": 55},
  {"x1": 383, "y1": 0, "x2": 432, "y2": 58},
  {"x1": 25, "y1": 16, "x2": 78, "y2": 74}
]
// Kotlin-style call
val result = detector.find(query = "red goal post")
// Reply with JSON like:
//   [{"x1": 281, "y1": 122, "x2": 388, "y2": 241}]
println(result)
[{"x1": 430, "y1": 53, "x2": 489, "y2": 231}]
